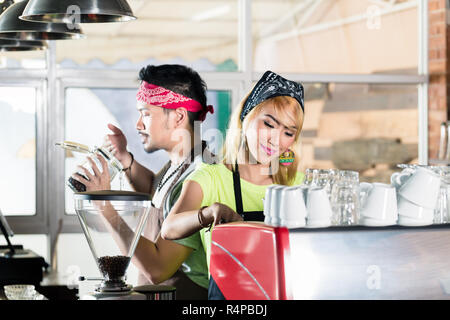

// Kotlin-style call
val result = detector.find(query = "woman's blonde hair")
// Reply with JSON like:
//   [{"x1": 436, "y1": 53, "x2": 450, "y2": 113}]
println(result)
[{"x1": 222, "y1": 93, "x2": 304, "y2": 186}]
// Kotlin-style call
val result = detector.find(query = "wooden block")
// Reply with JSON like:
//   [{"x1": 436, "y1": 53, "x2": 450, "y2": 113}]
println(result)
[{"x1": 331, "y1": 138, "x2": 416, "y2": 171}]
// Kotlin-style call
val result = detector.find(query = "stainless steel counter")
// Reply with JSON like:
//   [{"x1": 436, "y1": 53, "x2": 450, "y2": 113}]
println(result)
[{"x1": 288, "y1": 224, "x2": 450, "y2": 299}]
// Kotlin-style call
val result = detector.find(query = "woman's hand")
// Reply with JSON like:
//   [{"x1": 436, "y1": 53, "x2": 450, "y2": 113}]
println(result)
[
  {"x1": 203, "y1": 202, "x2": 244, "y2": 226},
  {"x1": 71, "y1": 154, "x2": 111, "y2": 191}
]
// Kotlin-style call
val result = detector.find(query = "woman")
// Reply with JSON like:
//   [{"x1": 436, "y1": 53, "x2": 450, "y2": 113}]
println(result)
[{"x1": 160, "y1": 71, "x2": 305, "y2": 299}]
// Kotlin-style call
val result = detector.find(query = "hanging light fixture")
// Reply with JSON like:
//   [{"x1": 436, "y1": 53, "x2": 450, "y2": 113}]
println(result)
[
  {"x1": 0, "y1": 38, "x2": 46, "y2": 51},
  {"x1": 0, "y1": 0, "x2": 85, "y2": 41},
  {"x1": 0, "y1": 1, "x2": 47, "y2": 51},
  {"x1": 0, "y1": 0, "x2": 14, "y2": 14},
  {"x1": 20, "y1": 0, "x2": 136, "y2": 23}
]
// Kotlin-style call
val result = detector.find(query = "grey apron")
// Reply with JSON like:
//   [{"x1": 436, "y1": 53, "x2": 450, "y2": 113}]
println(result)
[{"x1": 137, "y1": 161, "x2": 208, "y2": 300}]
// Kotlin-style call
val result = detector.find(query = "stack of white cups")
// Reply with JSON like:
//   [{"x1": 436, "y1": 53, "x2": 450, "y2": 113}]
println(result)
[
  {"x1": 304, "y1": 187, "x2": 333, "y2": 228},
  {"x1": 263, "y1": 185, "x2": 333, "y2": 228},
  {"x1": 263, "y1": 185, "x2": 306, "y2": 228},
  {"x1": 359, "y1": 182, "x2": 398, "y2": 226},
  {"x1": 391, "y1": 167, "x2": 441, "y2": 226}
]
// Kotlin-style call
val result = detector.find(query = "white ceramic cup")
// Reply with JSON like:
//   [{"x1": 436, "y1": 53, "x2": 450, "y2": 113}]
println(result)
[
  {"x1": 279, "y1": 186, "x2": 306, "y2": 228},
  {"x1": 269, "y1": 186, "x2": 285, "y2": 226},
  {"x1": 398, "y1": 215, "x2": 433, "y2": 226},
  {"x1": 263, "y1": 185, "x2": 276, "y2": 225},
  {"x1": 397, "y1": 195, "x2": 435, "y2": 220},
  {"x1": 396, "y1": 167, "x2": 441, "y2": 209},
  {"x1": 306, "y1": 187, "x2": 332, "y2": 227},
  {"x1": 391, "y1": 167, "x2": 415, "y2": 190},
  {"x1": 359, "y1": 217, "x2": 396, "y2": 227},
  {"x1": 359, "y1": 182, "x2": 398, "y2": 222}
]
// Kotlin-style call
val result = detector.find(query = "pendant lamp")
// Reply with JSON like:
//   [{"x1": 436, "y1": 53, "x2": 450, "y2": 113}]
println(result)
[
  {"x1": 1, "y1": 0, "x2": 14, "y2": 14},
  {"x1": 0, "y1": 38, "x2": 46, "y2": 51},
  {"x1": 20, "y1": 0, "x2": 136, "y2": 23},
  {"x1": 0, "y1": 0, "x2": 84, "y2": 41}
]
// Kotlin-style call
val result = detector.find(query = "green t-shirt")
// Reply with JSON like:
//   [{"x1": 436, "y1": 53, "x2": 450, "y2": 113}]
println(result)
[{"x1": 184, "y1": 163, "x2": 305, "y2": 272}]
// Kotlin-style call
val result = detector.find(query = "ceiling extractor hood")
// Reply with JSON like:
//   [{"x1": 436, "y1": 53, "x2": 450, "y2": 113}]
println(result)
[
  {"x1": 20, "y1": 0, "x2": 136, "y2": 23},
  {"x1": 0, "y1": 0, "x2": 85, "y2": 41}
]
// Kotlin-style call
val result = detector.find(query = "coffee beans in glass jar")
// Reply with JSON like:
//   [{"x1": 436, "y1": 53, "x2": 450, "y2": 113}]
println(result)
[{"x1": 57, "y1": 141, "x2": 124, "y2": 193}]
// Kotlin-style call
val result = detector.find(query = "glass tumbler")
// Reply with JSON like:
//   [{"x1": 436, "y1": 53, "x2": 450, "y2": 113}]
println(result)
[
  {"x1": 330, "y1": 170, "x2": 360, "y2": 226},
  {"x1": 433, "y1": 166, "x2": 450, "y2": 224},
  {"x1": 304, "y1": 168, "x2": 337, "y2": 200}
]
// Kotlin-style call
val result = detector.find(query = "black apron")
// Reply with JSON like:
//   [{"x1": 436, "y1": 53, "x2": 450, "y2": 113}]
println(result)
[{"x1": 208, "y1": 163, "x2": 264, "y2": 300}]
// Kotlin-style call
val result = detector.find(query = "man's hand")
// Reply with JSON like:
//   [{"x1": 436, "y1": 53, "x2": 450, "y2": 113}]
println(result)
[
  {"x1": 104, "y1": 123, "x2": 132, "y2": 167},
  {"x1": 71, "y1": 154, "x2": 111, "y2": 191}
]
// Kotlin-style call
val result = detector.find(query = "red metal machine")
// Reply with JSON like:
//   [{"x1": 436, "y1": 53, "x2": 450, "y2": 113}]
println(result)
[
  {"x1": 210, "y1": 222, "x2": 291, "y2": 300},
  {"x1": 210, "y1": 222, "x2": 450, "y2": 300}
]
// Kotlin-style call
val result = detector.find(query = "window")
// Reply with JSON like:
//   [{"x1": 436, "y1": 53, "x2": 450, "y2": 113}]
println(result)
[{"x1": 0, "y1": 87, "x2": 37, "y2": 216}]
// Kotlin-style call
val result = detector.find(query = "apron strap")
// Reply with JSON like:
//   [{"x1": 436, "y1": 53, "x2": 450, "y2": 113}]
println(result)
[
  {"x1": 232, "y1": 163, "x2": 264, "y2": 222},
  {"x1": 232, "y1": 163, "x2": 244, "y2": 216},
  {"x1": 241, "y1": 211, "x2": 264, "y2": 222}
]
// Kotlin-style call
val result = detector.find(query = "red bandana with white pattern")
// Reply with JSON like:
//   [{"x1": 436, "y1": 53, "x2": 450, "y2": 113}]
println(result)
[{"x1": 136, "y1": 81, "x2": 213, "y2": 121}]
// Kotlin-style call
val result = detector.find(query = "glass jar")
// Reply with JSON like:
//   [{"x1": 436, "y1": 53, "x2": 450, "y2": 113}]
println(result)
[{"x1": 56, "y1": 141, "x2": 124, "y2": 192}]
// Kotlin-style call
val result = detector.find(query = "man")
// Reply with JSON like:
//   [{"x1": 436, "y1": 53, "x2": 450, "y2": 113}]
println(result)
[{"x1": 73, "y1": 64, "x2": 214, "y2": 299}]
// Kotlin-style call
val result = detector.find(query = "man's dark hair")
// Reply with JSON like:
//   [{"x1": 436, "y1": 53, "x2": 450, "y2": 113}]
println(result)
[{"x1": 138, "y1": 64, "x2": 208, "y2": 128}]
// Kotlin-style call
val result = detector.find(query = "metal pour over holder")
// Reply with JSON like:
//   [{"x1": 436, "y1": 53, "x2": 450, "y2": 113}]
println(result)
[{"x1": 74, "y1": 191, "x2": 150, "y2": 293}]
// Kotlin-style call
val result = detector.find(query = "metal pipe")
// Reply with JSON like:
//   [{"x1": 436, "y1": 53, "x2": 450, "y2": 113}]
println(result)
[
  {"x1": 418, "y1": 0, "x2": 429, "y2": 165},
  {"x1": 439, "y1": 122, "x2": 448, "y2": 160}
]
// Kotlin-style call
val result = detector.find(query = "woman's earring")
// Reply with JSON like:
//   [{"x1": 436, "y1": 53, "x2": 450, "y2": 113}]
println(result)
[{"x1": 279, "y1": 149, "x2": 295, "y2": 166}]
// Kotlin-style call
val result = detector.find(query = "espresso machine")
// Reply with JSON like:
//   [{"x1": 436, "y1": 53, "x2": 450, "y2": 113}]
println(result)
[
  {"x1": 73, "y1": 190, "x2": 175, "y2": 300},
  {"x1": 210, "y1": 222, "x2": 450, "y2": 299}
]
